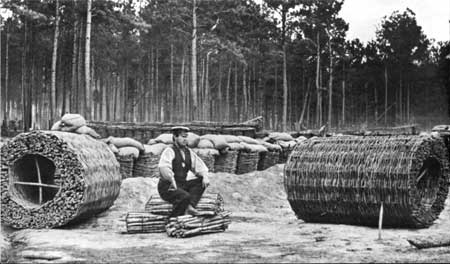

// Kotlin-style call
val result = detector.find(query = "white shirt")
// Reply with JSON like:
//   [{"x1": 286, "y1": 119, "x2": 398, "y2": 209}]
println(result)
[{"x1": 158, "y1": 147, "x2": 208, "y2": 180}]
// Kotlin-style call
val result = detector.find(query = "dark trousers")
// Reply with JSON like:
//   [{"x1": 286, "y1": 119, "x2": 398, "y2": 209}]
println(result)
[{"x1": 157, "y1": 178, "x2": 205, "y2": 218}]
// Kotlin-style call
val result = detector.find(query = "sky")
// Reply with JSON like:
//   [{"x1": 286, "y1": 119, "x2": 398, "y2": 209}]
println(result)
[{"x1": 339, "y1": 0, "x2": 450, "y2": 43}]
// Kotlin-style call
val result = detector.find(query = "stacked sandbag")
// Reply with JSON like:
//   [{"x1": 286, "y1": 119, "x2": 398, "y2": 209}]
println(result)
[
  {"x1": 132, "y1": 143, "x2": 169, "y2": 178},
  {"x1": 263, "y1": 132, "x2": 297, "y2": 163},
  {"x1": 104, "y1": 136, "x2": 145, "y2": 179},
  {"x1": 257, "y1": 140, "x2": 282, "y2": 170},
  {"x1": 212, "y1": 135, "x2": 239, "y2": 173},
  {"x1": 192, "y1": 148, "x2": 219, "y2": 172},
  {"x1": 235, "y1": 136, "x2": 267, "y2": 174},
  {"x1": 51, "y1": 113, "x2": 100, "y2": 138}
]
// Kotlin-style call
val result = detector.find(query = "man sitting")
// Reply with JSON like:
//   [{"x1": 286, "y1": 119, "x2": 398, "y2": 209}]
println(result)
[{"x1": 157, "y1": 126, "x2": 210, "y2": 217}]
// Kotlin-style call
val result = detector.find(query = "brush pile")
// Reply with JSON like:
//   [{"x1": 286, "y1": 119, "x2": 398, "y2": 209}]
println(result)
[
  {"x1": 284, "y1": 135, "x2": 449, "y2": 228},
  {"x1": 165, "y1": 211, "x2": 231, "y2": 238},
  {"x1": 1, "y1": 131, "x2": 121, "y2": 229},
  {"x1": 145, "y1": 193, "x2": 224, "y2": 216}
]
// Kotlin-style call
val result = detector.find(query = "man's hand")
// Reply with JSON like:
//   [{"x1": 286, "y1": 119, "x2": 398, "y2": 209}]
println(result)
[
  {"x1": 169, "y1": 178, "x2": 177, "y2": 191},
  {"x1": 202, "y1": 174, "x2": 210, "y2": 188}
]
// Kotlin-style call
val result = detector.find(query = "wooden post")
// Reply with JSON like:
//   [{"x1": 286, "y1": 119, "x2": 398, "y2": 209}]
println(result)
[
  {"x1": 378, "y1": 202, "x2": 384, "y2": 240},
  {"x1": 34, "y1": 157, "x2": 43, "y2": 204}
]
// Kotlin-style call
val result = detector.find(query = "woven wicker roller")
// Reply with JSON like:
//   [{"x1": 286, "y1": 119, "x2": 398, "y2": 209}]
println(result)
[
  {"x1": 1, "y1": 131, "x2": 121, "y2": 229},
  {"x1": 284, "y1": 135, "x2": 449, "y2": 228}
]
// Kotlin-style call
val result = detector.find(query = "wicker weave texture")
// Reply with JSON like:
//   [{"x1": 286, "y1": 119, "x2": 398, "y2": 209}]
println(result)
[
  {"x1": 284, "y1": 135, "x2": 449, "y2": 228},
  {"x1": 236, "y1": 151, "x2": 260, "y2": 174},
  {"x1": 115, "y1": 154, "x2": 134, "y2": 180},
  {"x1": 1, "y1": 131, "x2": 121, "y2": 228},
  {"x1": 258, "y1": 151, "x2": 280, "y2": 171},
  {"x1": 132, "y1": 152, "x2": 161, "y2": 178},
  {"x1": 214, "y1": 150, "x2": 238, "y2": 174}
]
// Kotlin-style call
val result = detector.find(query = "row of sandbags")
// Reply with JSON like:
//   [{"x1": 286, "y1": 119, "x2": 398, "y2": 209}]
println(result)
[{"x1": 147, "y1": 132, "x2": 306, "y2": 154}]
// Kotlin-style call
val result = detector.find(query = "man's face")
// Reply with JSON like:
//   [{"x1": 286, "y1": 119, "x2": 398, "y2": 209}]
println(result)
[{"x1": 174, "y1": 131, "x2": 188, "y2": 147}]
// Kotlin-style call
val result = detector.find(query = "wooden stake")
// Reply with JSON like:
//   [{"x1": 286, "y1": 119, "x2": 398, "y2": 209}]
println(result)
[
  {"x1": 35, "y1": 157, "x2": 43, "y2": 204},
  {"x1": 378, "y1": 202, "x2": 384, "y2": 240}
]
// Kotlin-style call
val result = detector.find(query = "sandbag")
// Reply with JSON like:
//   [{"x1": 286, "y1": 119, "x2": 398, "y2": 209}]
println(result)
[
  {"x1": 147, "y1": 139, "x2": 157, "y2": 145},
  {"x1": 144, "y1": 143, "x2": 169, "y2": 155},
  {"x1": 61, "y1": 113, "x2": 86, "y2": 129},
  {"x1": 108, "y1": 143, "x2": 119, "y2": 154},
  {"x1": 186, "y1": 132, "x2": 200, "y2": 148},
  {"x1": 197, "y1": 138, "x2": 215, "y2": 149},
  {"x1": 201, "y1": 134, "x2": 229, "y2": 150},
  {"x1": 228, "y1": 142, "x2": 244, "y2": 151},
  {"x1": 259, "y1": 140, "x2": 282, "y2": 151},
  {"x1": 192, "y1": 148, "x2": 219, "y2": 156},
  {"x1": 277, "y1": 140, "x2": 297, "y2": 149},
  {"x1": 118, "y1": 146, "x2": 140, "y2": 159},
  {"x1": 223, "y1": 134, "x2": 241, "y2": 143},
  {"x1": 154, "y1": 134, "x2": 173, "y2": 144},
  {"x1": 295, "y1": 136, "x2": 307, "y2": 143},
  {"x1": 268, "y1": 132, "x2": 294, "y2": 142},
  {"x1": 75, "y1": 125, "x2": 101, "y2": 139},
  {"x1": 107, "y1": 136, "x2": 145, "y2": 152},
  {"x1": 240, "y1": 142, "x2": 267, "y2": 153},
  {"x1": 51, "y1": 120, "x2": 62, "y2": 131},
  {"x1": 238, "y1": 136, "x2": 260, "y2": 145}
]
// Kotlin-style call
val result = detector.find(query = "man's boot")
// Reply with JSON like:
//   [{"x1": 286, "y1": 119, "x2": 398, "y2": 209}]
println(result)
[{"x1": 185, "y1": 204, "x2": 201, "y2": 216}]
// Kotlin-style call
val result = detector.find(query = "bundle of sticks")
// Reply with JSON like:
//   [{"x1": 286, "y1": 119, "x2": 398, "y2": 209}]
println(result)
[
  {"x1": 124, "y1": 212, "x2": 168, "y2": 233},
  {"x1": 166, "y1": 211, "x2": 231, "y2": 238},
  {"x1": 145, "y1": 193, "x2": 224, "y2": 216}
]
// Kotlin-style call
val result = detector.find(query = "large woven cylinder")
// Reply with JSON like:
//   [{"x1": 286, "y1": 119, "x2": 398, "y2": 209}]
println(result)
[
  {"x1": 284, "y1": 135, "x2": 449, "y2": 228},
  {"x1": 1, "y1": 131, "x2": 121, "y2": 229}
]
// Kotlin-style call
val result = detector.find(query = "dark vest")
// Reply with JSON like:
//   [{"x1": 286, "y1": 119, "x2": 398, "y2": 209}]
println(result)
[{"x1": 172, "y1": 145, "x2": 192, "y2": 184}]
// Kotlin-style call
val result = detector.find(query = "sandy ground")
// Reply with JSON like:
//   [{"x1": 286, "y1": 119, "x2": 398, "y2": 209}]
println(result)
[{"x1": 2, "y1": 164, "x2": 450, "y2": 263}]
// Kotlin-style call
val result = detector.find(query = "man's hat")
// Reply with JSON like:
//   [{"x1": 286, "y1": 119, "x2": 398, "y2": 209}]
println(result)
[{"x1": 171, "y1": 126, "x2": 190, "y2": 133}]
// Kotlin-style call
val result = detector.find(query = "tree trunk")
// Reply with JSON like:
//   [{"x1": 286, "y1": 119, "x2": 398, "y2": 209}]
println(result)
[
  {"x1": 180, "y1": 50, "x2": 185, "y2": 121},
  {"x1": 374, "y1": 85, "x2": 378, "y2": 126},
  {"x1": 205, "y1": 52, "x2": 211, "y2": 121},
  {"x1": 21, "y1": 20, "x2": 27, "y2": 131},
  {"x1": 328, "y1": 39, "x2": 333, "y2": 129},
  {"x1": 243, "y1": 64, "x2": 247, "y2": 121},
  {"x1": 273, "y1": 64, "x2": 277, "y2": 130},
  {"x1": 384, "y1": 65, "x2": 388, "y2": 125},
  {"x1": 170, "y1": 43, "x2": 174, "y2": 122},
  {"x1": 226, "y1": 62, "x2": 231, "y2": 122},
  {"x1": 85, "y1": 0, "x2": 92, "y2": 120},
  {"x1": 191, "y1": 0, "x2": 198, "y2": 120},
  {"x1": 407, "y1": 83, "x2": 410, "y2": 122},
  {"x1": 298, "y1": 80, "x2": 310, "y2": 129},
  {"x1": 315, "y1": 31, "x2": 321, "y2": 128},
  {"x1": 282, "y1": 45, "x2": 288, "y2": 131},
  {"x1": 4, "y1": 26, "x2": 9, "y2": 121},
  {"x1": 217, "y1": 62, "x2": 222, "y2": 121},
  {"x1": 50, "y1": 0, "x2": 60, "y2": 124},
  {"x1": 234, "y1": 62, "x2": 238, "y2": 122},
  {"x1": 342, "y1": 78, "x2": 345, "y2": 127}
]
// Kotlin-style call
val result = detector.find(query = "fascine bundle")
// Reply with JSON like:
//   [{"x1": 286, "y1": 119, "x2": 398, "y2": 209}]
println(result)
[
  {"x1": 124, "y1": 212, "x2": 168, "y2": 233},
  {"x1": 1, "y1": 131, "x2": 121, "y2": 229},
  {"x1": 284, "y1": 134, "x2": 449, "y2": 228},
  {"x1": 145, "y1": 193, "x2": 224, "y2": 216},
  {"x1": 165, "y1": 211, "x2": 231, "y2": 238}
]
